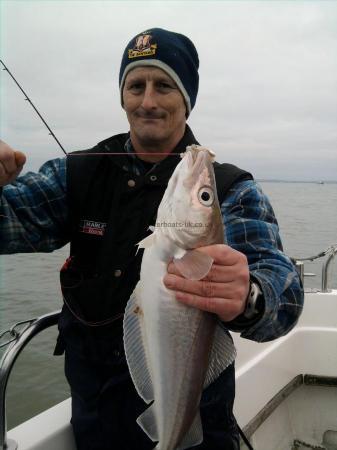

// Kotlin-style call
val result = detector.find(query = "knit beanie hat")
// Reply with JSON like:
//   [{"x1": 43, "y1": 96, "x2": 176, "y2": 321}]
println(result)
[{"x1": 119, "y1": 28, "x2": 199, "y2": 116}]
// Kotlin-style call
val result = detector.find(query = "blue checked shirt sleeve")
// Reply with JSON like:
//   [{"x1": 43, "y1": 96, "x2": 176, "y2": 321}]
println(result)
[
  {"x1": 221, "y1": 179, "x2": 304, "y2": 342},
  {"x1": 0, "y1": 158, "x2": 69, "y2": 253}
]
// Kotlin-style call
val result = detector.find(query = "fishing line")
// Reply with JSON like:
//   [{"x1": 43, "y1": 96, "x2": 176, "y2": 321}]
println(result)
[
  {"x1": 0, "y1": 59, "x2": 68, "y2": 156},
  {"x1": 68, "y1": 152, "x2": 182, "y2": 156}
]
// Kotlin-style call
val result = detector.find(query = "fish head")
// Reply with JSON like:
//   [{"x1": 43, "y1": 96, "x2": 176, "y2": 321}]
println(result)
[{"x1": 156, "y1": 145, "x2": 225, "y2": 249}]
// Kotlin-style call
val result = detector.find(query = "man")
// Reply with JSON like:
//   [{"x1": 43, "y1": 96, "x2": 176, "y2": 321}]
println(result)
[{"x1": 0, "y1": 28, "x2": 303, "y2": 449}]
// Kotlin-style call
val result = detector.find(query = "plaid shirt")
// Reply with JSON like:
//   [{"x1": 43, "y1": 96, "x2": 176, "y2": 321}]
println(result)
[{"x1": 0, "y1": 148, "x2": 303, "y2": 342}]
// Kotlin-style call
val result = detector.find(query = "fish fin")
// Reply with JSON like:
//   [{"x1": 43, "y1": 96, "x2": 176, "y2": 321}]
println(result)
[
  {"x1": 123, "y1": 285, "x2": 154, "y2": 403},
  {"x1": 137, "y1": 233, "x2": 155, "y2": 249},
  {"x1": 137, "y1": 403, "x2": 158, "y2": 442},
  {"x1": 173, "y1": 249, "x2": 214, "y2": 280},
  {"x1": 204, "y1": 324, "x2": 237, "y2": 389},
  {"x1": 176, "y1": 411, "x2": 203, "y2": 450}
]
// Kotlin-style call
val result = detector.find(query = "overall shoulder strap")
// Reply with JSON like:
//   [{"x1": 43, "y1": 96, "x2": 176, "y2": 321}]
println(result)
[{"x1": 214, "y1": 162, "x2": 253, "y2": 205}]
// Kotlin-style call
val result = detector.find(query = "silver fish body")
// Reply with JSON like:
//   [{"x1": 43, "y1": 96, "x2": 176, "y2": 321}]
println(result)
[{"x1": 123, "y1": 146, "x2": 236, "y2": 450}]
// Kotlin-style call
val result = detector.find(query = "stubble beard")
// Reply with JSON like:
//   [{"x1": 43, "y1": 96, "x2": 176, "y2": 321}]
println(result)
[{"x1": 131, "y1": 123, "x2": 171, "y2": 152}]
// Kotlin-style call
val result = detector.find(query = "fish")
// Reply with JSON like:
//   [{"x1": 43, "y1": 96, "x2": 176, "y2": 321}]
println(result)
[{"x1": 123, "y1": 145, "x2": 236, "y2": 450}]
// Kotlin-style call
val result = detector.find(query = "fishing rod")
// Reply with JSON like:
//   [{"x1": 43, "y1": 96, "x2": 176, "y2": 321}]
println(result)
[
  {"x1": 0, "y1": 59, "x2": 189, "y2": 159},
  {"x1": 0, "y1": 59, "x2": 68, "y2": 156}
]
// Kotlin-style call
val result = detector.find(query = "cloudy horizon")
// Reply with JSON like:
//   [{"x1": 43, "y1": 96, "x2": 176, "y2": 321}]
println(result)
[{"x1": 1, "y1": 1, "x2": 336, "y2": 181}]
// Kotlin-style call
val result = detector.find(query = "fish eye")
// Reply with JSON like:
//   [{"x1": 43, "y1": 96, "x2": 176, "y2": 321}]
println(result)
[{"x1": 198, "y1": 186, "x2": 214, "y2": 207}]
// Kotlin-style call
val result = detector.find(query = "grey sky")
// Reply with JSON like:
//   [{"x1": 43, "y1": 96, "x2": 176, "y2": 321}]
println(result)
[{"x1": 1, "y1": 0, "x2": 336, "y2": 181}]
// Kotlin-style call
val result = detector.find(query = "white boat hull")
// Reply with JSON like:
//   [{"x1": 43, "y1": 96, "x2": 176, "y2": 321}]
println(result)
[{"x1": 7, "y1": 290, "x2": 337, "y2": 449}]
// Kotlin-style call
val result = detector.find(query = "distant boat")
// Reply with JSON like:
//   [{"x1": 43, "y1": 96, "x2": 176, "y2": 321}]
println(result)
[{"x1": 318, "y1": 181, "x2": 325, "y2": 184}]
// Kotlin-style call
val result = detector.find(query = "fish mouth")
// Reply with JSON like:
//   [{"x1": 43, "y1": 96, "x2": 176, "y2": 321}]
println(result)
[
  {"x1": 185, "y1": 146, "x2": 215, "y2": 174},
  {"x1": 183, "y1": 146, "x2": 216, "y2": 191},
  {"x1": 185, "y1": 145, "x2": 216, "y2": 166}
]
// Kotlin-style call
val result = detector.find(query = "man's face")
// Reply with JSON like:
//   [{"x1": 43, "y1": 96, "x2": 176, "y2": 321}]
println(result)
[{"x1": 122, "y1": 66, "x2": 186, "y2": 149}]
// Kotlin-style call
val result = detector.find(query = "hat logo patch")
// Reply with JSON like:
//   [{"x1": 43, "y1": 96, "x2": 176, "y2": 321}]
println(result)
[{"x1": 128, "y1": 33, "x2": 157, "y2": 59}]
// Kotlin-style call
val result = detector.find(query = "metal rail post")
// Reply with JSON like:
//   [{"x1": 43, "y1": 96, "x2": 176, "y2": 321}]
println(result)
[
  {"x1": 322, "y1": 247, "x2": 337, "y2": 293},
  {"x1": 0, "y1": 311, "x2": 61, "y2": 450}
]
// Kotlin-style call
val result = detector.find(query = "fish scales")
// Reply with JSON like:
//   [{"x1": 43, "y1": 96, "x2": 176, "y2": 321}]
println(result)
[
  {"x1": 140, "y1": 246, "x2": 215, "y2": 449},
  {"x1": 123, "y1": 145, "x2": 236, "y2": 450}
]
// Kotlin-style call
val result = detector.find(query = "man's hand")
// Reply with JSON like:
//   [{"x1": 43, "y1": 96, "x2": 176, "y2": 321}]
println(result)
[
  {"x1": 0, "y1": 140, "x2": 26, "y2": 187},
  {"x1": 163, "y1": 244, "x2": 250, "y2": 322}
]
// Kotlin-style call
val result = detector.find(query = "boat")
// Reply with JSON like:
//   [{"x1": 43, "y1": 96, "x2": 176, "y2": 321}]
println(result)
[{"x1": 1, "y1": 245, "x2": 337, "y2": 450}]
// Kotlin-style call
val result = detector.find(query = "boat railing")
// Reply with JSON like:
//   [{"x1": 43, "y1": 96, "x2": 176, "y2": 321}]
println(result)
[
  {"x1": 0, "y1": 310, "x2": 61, "y2": 450},
  {"x1": 291, "y1": 243, "x2": 337, "y2": 293}
]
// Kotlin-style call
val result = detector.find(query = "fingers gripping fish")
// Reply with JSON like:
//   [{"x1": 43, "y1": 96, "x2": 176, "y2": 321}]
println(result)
[{"x1": 123, "y1": 145, "x2": 236, "y2": 450}]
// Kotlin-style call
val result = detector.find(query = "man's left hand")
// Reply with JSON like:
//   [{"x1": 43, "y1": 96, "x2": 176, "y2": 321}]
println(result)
[{"x1": 163, "y1": 244, "x2": 250, "y2": 322}]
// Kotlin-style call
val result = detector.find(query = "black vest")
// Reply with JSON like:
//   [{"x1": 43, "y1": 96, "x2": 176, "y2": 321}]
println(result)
[{"x1": 60, "y1": 127, "x2": 252, "y2": 331}]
